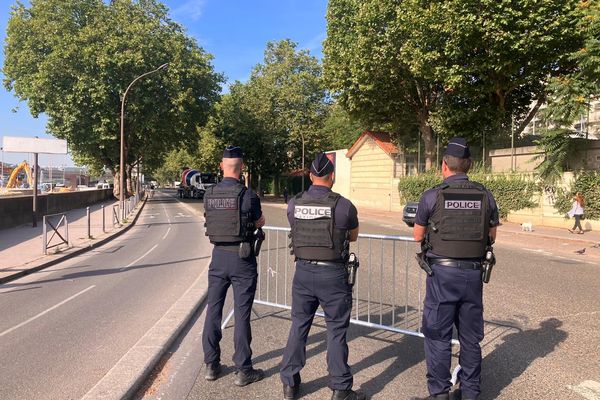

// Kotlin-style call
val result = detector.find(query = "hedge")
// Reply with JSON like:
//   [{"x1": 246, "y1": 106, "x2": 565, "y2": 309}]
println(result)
[
  {"x1": 553, "y1": 171, "x2": 600, "y2": 220},
  {"x1": 398, "y1": 172, "x2": 538, "y2": 219}
]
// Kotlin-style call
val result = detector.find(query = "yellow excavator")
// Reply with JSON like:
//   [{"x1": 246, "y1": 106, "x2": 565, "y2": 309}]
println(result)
[{"x1": 6, "y1": 161, "x2": 33, "y2": 189}]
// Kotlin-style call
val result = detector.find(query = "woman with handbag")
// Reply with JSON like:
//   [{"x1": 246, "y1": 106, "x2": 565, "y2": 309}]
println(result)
[{"x1": 568, "y1": 192, "x2": 585, "y2": 234}]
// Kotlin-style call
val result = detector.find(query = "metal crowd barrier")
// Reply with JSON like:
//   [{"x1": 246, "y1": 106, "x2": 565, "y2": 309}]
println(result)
[{"x1": 222, "y1": 226, "x2": 458, "y2": 347}]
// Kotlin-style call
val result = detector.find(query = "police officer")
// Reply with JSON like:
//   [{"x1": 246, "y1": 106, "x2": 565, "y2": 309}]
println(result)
[
  {"x1": 280, "y1": 153, "x2": 367, "y2": 400},
  {"x1": 411, "y1": 138, "x2": 499, "y2": 400},
  {"x1": 202, "y1": 145, "x2": 265, "y2": 386}
]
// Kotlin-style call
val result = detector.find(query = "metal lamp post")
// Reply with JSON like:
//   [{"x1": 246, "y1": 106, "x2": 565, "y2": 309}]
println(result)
[{"x1": 120, "y1": 63, "x2": 168, "y2": 219}]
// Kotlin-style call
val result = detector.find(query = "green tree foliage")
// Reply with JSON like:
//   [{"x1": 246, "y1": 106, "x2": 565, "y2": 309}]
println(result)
[
  {"x1": 324, "y1": 0, "x2": 581, "y2": 170},
  {"x1": 3, "y1": 0, "x2": 222, "y2": 193},
  {"x1": 537, "y1": 1, "x2": 600, "y2": 181},
  {"x1": 200, "y1": 40, "x2": 329, "y2": 189},
  {"x1": 321, "y1": 101, "x2": 364, "y2": 150}
]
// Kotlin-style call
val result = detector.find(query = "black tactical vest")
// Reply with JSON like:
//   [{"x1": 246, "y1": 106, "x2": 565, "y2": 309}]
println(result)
[
  {"x1": 291, "y1": 191, "x2": 349, "y2": 262},
  {"x1": 204, "y1": 183, "x2": 250, "y2": 243},
  {"x1": 428, "y1": 179, "x2": 490, "y2": 259}
]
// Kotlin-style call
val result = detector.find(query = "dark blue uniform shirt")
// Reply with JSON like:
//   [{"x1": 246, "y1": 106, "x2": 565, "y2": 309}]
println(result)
[
  {"x1": 415, "y1": 173, "x2": 499, "y2": 229},
  {"x1": 218, "y1": 177, "x2": 262, "y2": 221},
  {"x1": 287, "y1": 185, "x2": 358, "y2": 230}
]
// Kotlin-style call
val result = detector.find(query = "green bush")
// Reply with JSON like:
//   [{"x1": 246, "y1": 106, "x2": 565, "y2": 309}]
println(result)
[
  {"x1": 398, "y1": 172, "x2": 538, "y2": 219},
  {"x1": 554, "y1": 171, "x2": 600, "y2": 220}
]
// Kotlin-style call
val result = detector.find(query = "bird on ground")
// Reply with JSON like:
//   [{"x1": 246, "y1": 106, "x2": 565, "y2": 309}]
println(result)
[{"x1": 574, "y1": 248, "x2": 586, "y2": 255}]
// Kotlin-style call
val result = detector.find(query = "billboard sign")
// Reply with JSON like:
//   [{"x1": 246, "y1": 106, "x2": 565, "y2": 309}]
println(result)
[{"x1": 2, "y1": 136, "x2": 67, "y2": 154}]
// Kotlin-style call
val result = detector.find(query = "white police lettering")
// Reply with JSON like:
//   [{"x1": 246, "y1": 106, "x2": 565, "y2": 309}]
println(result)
[
  {"x1": 207, "y1": 197, "x2": 238, "y2": 210},
  {"x1": 444, "y1": 200, "x2": 481, "y2": 210},
  {"x1": 294, "y1": 206, "x2": 332, "y2": 220}
]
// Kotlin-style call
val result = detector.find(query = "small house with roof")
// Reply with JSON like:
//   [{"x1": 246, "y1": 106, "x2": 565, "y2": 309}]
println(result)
[{"x1": 345, "y1": 131, "x2": 418, "y2": 212}]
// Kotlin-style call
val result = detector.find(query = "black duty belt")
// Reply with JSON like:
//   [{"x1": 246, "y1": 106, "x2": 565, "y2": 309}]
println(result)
[
  {"x1": 298, "y1": 260, "x2": 345, "y2": 268},
  {"x1": 429, "y1": 258, "x2": 482, "y2": 270}
]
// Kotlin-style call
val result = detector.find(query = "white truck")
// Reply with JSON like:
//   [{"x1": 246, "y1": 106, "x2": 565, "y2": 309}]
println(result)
[{"x1": 177, "y1": 169, "x2": 217, "y2": 199}]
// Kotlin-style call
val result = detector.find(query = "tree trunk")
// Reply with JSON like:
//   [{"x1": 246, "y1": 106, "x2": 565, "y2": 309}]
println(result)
[
  {"x1": 418, "y1": 117, "x2": 436, "y2": 171},
  {"x1": 274, "y1": 175, "x2": 280, "y2": 196},
  {"x1": 126, "y1": 165, "x2": 134, "y2": 196},
  {"x1": 112, "y1": 169, "x2": 120, "y2": 199}
]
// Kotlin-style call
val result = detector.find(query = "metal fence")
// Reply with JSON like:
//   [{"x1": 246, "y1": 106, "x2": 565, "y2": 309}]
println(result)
[
  {"x1": 247, "y1": 226, "x2": 441, "y2": 341},
  {"x1": 42, "y1": 213, "x2": 69, "y2": 254}
]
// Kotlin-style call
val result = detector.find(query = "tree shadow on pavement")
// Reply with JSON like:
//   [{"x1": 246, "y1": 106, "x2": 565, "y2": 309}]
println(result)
[
  {"x1": 299, "y1": 327, "x2": 424, "y2": 398},
  {"x1": 0, "y1": 255, "x2": 211, "y2": 288},
  {"x1": 246, "y1": 312, "x2": 424, "y2": 398},
  {"x1": 479, "y1": 318, "x2": 568, "y2": 400}
]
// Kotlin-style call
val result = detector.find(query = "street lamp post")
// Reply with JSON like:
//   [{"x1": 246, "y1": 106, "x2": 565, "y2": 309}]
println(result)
[
  {"x1": 120, "y1": 63, "x2": 168, "y2": 220},
  {"x1": 300, "y1": 131, "x2": 305, "y2": 192}
]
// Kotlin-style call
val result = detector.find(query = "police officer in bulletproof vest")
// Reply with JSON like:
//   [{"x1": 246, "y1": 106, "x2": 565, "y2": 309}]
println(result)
[
  {"x1": 279, "y1": 153, "x2": 367, "y2": 400},
  {"x1": 202, "y1": 145, "x2": 266, "y2": 386},
  {"x1": 411, "y1": 138, "x2": 499, "y2": 400}
]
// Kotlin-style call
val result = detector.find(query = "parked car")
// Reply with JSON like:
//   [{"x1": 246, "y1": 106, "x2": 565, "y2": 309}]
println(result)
[{"x1": 402, "y1": 201, "x2": 419, "y2": 227}]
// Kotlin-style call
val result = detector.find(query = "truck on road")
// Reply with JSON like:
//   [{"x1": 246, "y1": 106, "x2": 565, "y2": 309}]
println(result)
[{"x1": 178, "y1": 168, "x2": 217, "y2": 199}]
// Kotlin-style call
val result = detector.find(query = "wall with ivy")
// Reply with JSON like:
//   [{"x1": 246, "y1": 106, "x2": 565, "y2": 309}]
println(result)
[
  {"x1": 553, "y1": 171, "x2": 600, "y2": 220},
  {"x1": 398, "y1": 172, "x2": 538, "y2": 219}
]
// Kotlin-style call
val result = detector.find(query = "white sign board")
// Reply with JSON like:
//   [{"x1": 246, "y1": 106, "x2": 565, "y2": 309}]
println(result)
[{"x1": 2, "y1": 136, "x2": 68, "y2": 154}]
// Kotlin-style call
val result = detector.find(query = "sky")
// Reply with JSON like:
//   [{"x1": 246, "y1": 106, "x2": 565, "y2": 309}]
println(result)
[{"x1": 0, "y1": 0, "x2": 328, "y2": 167}]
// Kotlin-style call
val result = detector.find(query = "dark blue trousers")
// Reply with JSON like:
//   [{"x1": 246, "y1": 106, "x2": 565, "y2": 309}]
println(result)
[
  {"x1": 280, "y1": 262, "x2": 353, "y2": 390},
  {"x1": 422, "y1": 264, "x2": 484, "y2": 399},
  {"x1": 202, "y1": 247, "x2": 257, "y2": 371}
]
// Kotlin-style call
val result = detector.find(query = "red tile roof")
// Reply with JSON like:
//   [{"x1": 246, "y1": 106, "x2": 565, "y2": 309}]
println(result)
[{"x1": 346, "y1": 131, "x2": 398, "y2": 158}]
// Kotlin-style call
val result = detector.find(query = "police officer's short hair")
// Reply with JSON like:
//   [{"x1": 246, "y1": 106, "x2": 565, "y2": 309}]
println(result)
[{"x1": 443, "y1": 155, "x2": 472, "y2": 173}]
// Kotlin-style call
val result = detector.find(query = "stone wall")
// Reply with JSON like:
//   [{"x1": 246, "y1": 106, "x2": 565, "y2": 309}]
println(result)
[{"x1": 0, "y1": 189, "x2": 114, "y2": 229}]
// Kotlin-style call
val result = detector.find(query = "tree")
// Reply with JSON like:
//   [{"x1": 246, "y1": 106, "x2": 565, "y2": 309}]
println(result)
[
  {"x1": 324, "y1": 0, "x2": 581, "y2": 170},
  {"x1": 3, "y1": 0, "x2": 222, "y2": 195},
  {"x1": 536, "y1": 1, "x2": 600, "y2": 181},
  {"x1": 200, "y1": 40, "x2": 329, "y2": 192},
  {"x1": 321, "y1": 101, "x2": 364, "y2": 150}
]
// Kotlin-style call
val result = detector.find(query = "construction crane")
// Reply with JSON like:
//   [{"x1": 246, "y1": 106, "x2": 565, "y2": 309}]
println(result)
[{"x1": 6, "y1": 161, "x2": 33, "y2": 188}]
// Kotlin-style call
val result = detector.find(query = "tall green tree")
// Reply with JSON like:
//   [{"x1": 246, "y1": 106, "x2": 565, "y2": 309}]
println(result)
[
  {"x1": 3, "y1": 0, "x2": 222, "y2": 194},
  {"x1": 200, "y1": 40, "x2": 329, "y2": 191},
  {"x1": 536, "y1": 0, "x2": 600, "y2": 181},
  {"x1": 324, "y1": 0, "x2": 581, "y2": 170}
]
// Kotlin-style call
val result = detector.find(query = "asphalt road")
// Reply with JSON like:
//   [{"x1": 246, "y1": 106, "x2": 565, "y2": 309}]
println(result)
[
  {"x1": 0, "y1": 191, "x2": 211, "y2": 400},
  {"x1": 137, "y1": 195, "x2": 600, "y2": 400}
]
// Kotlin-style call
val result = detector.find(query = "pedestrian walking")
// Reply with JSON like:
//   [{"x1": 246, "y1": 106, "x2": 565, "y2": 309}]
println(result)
[
  {"x1": 411, "y1": 137, "x2": 500, "y2": 400},
  {"x1": 280, "y1": 153, "x2": 366, "y2": 400},
  {"x1": 283, "y1": 186, "x2": 289, "y2": 203},
  {"x1": 202, "y1": 145, "x2": 266, "y2": 386},
  {"x1": 568, "y1": 192, "x2": 585, "y2": 234}
]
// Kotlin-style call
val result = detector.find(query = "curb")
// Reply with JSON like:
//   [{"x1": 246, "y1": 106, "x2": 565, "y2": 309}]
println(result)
[
  {"x1": 82, "y1": 196, "x2": 211, "y2": 400},
  {"x1": 82, "y1": 271, "x2": 209, "y2": 400},
  {"x1": 0, "y1": 197, "x2": 148, "y2": 285}
]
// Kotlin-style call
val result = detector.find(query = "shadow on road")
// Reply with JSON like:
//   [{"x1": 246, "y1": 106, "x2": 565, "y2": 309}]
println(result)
[{"x1": 480, "y1": 318, "x2": 567, "y2": 400}]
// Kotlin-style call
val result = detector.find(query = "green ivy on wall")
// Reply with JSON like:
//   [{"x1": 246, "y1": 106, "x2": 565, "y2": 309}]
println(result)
[
  {"x1": 398, "y1": 172, "x2": 538, "y2": 219},
  {"x1": 554, "y1": 171, "x2": 600, "y2": 220}
]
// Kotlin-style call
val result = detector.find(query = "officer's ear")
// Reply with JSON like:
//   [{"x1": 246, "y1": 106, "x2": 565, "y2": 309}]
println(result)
[
  {"x1": 309, "y1": 173, "x2": 315, "y2": 183},
  {"x1": 219, "y1": 161, "x2": 224, "y2": 171}
]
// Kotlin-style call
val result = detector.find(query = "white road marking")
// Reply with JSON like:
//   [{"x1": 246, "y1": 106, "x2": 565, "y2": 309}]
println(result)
[
  {"x1": 162, "y1": 226, "x2": 172, "y2": 240},
  {"x1": 0, "y1": 285, "x2": 96, "y2": 337},
  {"x1": 569, "y1": 380, "x2": 600, "y2": 400},
  {"x1": 175, "y1": 212, "x2": 190, "y2": 218},
  {"x1": 161, "y1": 202, "x2": 172, "y2": 224},
  {"x1": 119, "y1": 244, "x2": 158, "y2": 271}
]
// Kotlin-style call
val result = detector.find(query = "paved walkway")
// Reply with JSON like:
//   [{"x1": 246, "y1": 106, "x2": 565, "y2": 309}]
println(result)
[{"x1": 0, "y1": 198, "x2": 140, "y2": 282}]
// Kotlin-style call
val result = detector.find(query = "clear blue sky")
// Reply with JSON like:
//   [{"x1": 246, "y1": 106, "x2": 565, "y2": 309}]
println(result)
[{"x1": 0, "y1": 0, "x2": 327, "y2": 166}]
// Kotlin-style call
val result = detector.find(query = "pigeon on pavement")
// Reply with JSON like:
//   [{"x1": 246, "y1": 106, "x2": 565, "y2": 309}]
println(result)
[{"x1": 574, "y1": 248, "x2": 586, "y2": 255}]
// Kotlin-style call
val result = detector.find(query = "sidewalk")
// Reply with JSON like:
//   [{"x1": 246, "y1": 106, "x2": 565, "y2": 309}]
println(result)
[
  {"x1": 260, "y1": 195, "x2": 600, "y2": 245},
  {"x1": 0, "y1": 197, "x2": 144, "y2": 283}
]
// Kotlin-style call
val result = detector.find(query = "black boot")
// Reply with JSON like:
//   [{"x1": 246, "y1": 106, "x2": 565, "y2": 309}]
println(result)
[
  {"x1": 234, "y1": 368, "x2": 265, "y2": 387},
  {"x1": 331, "y1": 389, "x2": 368, "y2": 400},
  {"x1": 204, "y1": 362, "x2": 221, "y2": 381},
  {"x1": 283, "y1": 383, "x2": 300, "y2": 400},
  {"x1": 410, "y1": 394, "x2": 450, "y2": 400}
]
